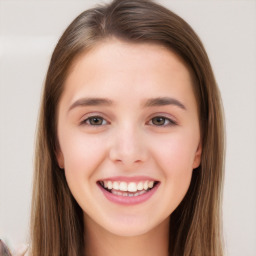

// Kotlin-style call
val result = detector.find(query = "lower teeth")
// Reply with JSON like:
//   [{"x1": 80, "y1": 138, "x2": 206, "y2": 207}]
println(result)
[{"x1": 111, "y1": 190, "x2": 147, "y2": 197}]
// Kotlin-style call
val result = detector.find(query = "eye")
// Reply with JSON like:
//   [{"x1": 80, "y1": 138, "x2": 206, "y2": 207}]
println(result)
[
  {"x1": 81, "y1": 116, "x2": 108, "y2": 126},
  {"x1": 149, "y1": 116, "x2": 176, "y2": 126}
]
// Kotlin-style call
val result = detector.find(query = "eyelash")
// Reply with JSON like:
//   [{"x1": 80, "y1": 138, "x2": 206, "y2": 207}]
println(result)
[{"x1": 80, "y1": 115, "x2": 177, "y2": 127}]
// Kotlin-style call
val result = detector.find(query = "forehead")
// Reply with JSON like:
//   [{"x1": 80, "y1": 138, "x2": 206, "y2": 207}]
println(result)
[
  {"x1": 71, "y1": 38, "x2": 190, "y2": 77},
  {"x1": 61, "y1": 38, "x2": 196, "y2": 110}
]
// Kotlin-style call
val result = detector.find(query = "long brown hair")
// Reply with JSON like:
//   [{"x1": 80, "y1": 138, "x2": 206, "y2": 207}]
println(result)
[{"x1": 30, "y1": 0, "x2": 225, "y2": 255}]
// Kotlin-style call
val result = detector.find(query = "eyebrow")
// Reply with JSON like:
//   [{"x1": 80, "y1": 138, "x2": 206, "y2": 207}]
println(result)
[
  {"x1": 68, "y1": 96, "x2": 186, "y2": 111},
  {"x1": 69, "y1": 98, "x2": 113, "y2": 111},
  {"x1": 143, "y1": 97, "x2": 186, "y2": 109}
]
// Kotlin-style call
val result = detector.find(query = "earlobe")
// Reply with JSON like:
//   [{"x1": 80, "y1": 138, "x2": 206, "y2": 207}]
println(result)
[
  {"x1": 192, "y1": 142, "x2": 202, "y2": 169},
  {"x1": 56, "y1": 150, "x2": 64, "y2": 169}
]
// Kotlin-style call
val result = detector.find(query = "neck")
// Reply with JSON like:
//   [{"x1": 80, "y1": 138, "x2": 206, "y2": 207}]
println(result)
[{"x1": 84, "y1": 217, "x2": 170, "y2": 256}]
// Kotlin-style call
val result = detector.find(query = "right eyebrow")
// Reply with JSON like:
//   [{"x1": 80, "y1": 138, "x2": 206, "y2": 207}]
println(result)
[{"x1": 68, "y1": 97, "x2": 113, "y2": 112}]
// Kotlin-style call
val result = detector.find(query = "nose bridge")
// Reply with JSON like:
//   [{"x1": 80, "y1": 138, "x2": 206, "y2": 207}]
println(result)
[{"x1": 109, "y1": 121, "x2": 147, "y2": 165}]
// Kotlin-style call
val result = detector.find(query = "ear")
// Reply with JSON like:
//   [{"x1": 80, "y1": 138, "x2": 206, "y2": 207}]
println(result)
[
  {"x1": 56, "y1": 149, "x2": 64, "y2": 169},
  {"x1": 192, "y1": 141, "x2": 202, "y2": 169}
]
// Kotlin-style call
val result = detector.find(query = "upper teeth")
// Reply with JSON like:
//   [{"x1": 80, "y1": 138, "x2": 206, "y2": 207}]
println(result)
[{"x1": 102, "y1": 180, "x2": 154, "y2": 192}]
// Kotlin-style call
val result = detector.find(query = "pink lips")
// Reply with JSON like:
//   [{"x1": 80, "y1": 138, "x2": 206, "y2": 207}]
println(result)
[
  {"x1": 97, "y1": 177, "x2": 160, "y2": 205},
  {"x1": 100, "y1": 175, "x2": 155, "y2": 182}
]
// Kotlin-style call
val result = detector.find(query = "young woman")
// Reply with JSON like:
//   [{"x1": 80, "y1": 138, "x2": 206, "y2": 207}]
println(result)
[{"x1": 30, "y1": 0, "x2": 225, "y2": 255}]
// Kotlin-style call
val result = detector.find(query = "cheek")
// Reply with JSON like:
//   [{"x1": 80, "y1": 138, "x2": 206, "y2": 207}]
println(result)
[
  {"x1": 60, "y1": 130, "x2": 106, "y2": 179},
  {"x1": 60, "y1": 132, "x2": 107, "y2": 212},
  {"x1": 159, "y1": 141, "x2": 194, "y2": 195},
  {"x1": 150, "y1": 131, "x2": 198, "y2": 196},
  {"x1": 149, "y1": 135, "x2": 196, "y2": 213},
  {"x1": 152, "y1": 133, "x2": 198, "y2": 174}
]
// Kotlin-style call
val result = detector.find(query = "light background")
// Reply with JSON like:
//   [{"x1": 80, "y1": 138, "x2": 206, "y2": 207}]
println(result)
[{"x1": 0, "y1": 0, "x2": 255, "y2": 255}]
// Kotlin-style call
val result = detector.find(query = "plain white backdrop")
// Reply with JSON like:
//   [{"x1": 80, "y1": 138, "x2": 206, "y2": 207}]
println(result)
[{"x1": 0, "y1": 0, "x2": 255, "y2": 255}]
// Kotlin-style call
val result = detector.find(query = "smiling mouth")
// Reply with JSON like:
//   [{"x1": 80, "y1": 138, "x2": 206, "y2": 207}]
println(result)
[{"x1": 97, "y1": 180, "x2": 159, "y2": 197}]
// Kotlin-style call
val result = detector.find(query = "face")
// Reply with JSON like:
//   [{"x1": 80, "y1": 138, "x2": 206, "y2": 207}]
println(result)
[{"x1": 56, "y1": 39, "x2": 201, "y2": 237}]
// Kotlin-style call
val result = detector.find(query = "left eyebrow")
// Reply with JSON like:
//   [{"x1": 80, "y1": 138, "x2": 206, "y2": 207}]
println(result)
[{"x1": 143, "y1": 97, "x2": 186, "y2": 110}]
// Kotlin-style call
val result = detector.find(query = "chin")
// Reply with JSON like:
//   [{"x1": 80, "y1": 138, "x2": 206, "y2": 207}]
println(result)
[
  {"x1": 99, "y1": 213, "x2": 165, "y2": 238},
  {"x1": 106, "y1": 223, "x2": 155, "y2": 237}
]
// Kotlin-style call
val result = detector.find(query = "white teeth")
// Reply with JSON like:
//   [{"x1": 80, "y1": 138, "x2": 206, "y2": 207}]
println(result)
[
  {"x1": 137, "y1": 182, "x2": 144, "y2": 191},
  {"x1": 107, "y1": 181, "x2": 113, "y2": 190},
  {"x1": 127, "y1": 182, "x2": 137, "y2": 192},
  {"x1": 148, "y1": 181, "x2": 154, "y2": 188},
  {"x1": 102, "y1": 180, "x2": 156, "y2": 192},
  {"x1": 143, "y1": 181, "x2": 148, "y2": 190},
  {"x1": 113, "y1": 181, "x2": 119, "y2": 190},
  {"x1": 119, "y1": 182, "x2": 127, "y2": 191}
]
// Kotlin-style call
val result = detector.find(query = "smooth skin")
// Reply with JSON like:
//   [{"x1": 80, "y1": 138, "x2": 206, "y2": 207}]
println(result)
[{"x1": 57, "y1": 38, "x2": 202, "y2": 256}]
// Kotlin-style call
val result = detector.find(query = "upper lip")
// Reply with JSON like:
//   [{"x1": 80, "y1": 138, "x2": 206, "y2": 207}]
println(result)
[{"x1": 98, "y1": 176, "x2": 159, "y2": 182}]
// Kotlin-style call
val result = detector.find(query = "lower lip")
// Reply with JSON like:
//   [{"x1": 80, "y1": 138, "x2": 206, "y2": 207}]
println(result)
[{"x1": 97, "y1": 182, "x2": 160, "y2": 205}]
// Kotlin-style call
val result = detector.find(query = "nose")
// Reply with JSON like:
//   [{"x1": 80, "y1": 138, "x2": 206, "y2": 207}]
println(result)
[{"x1": 108, "y1": 124, "x2": 148, "y2": 167}]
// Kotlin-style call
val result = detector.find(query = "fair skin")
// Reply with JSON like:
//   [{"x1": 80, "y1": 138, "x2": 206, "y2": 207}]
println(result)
[{"x1": 57, "y1": 38, "x2": 201, "y2": 256}]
